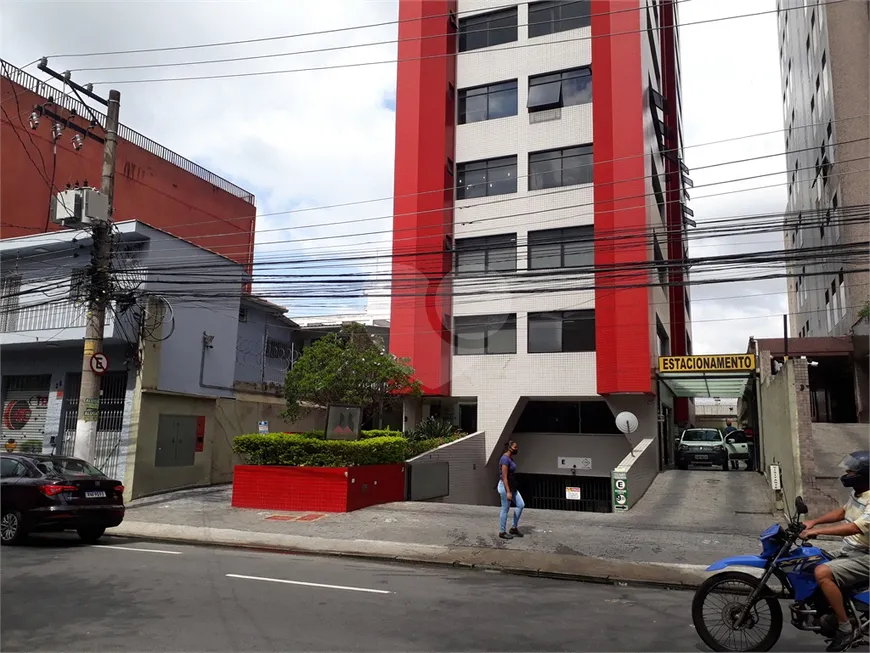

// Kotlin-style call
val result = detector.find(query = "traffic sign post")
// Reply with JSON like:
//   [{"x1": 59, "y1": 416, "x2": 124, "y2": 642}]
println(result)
[
  {"x1": 89, "y1": 353, "x2": 109, "y2": 376},
  {"x1": 612, "y1": 471, "x2": 628, "y2": 511}
]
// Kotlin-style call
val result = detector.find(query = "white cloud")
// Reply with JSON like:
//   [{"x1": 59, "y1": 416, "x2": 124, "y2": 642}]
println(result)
[{"x1": 1, "y1": 0, "x2": 790, "y2": 351}]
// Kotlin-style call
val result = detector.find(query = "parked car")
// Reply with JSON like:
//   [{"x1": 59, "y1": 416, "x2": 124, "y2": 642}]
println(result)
[
  {"x1": 723, "y1": 429, "x2": 754, "y2": 470},
  {"x1": 0, "y1": 453, "x2": 125, "y2": 545},
  {"x1": 676, "y1": 428, "x2": 729, "y2": 471}
]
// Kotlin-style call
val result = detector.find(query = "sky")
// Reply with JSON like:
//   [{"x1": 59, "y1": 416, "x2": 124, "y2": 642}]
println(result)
[{"x1": 0, "y1": 0, "x2": 789, "y2": 355}]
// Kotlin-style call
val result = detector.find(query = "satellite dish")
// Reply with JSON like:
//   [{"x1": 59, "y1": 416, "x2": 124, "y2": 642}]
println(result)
[{"x1": 615, "y1": 411, "x2": 639, "y2": 435}]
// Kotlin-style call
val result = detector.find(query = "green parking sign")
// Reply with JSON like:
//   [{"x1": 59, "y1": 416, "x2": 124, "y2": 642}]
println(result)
[{"x1": 612, "y1": 472, "x2": 628, "y2": 511}]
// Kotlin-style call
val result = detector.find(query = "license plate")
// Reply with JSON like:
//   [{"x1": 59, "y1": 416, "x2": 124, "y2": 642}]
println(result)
[
  {"x1": 694, "y1": 455, "x2": 708, "y2": 460},
  {"x1": 85, "y1": 491, "x2": 106, "y2": 498}
]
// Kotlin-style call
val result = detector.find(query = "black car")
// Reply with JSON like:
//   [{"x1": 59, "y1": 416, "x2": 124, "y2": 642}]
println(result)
[{"x1": 0, "y1": 453, "x2": 125, "y2": 545}]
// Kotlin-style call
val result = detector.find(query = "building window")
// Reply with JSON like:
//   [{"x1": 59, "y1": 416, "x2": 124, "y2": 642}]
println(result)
[
  {"x1": 838, "y1": 271, "x2": 847, "y2": 319},
  {"x1": 454, "y1": 234, "x2": 517, "y2": 274},
  {"x1": 831, "y1": 279, "x2": 841, "y2": 325},
  {"x1": 458, "y1": 80, "x2": 518, "y2": 124},
  {"x1": 650, "y1": 152, "x2": 665, "y2": 221},
  {"x1": 459, "y1": 8, "x2": 518, "y2": 52},
  {"x1": 655, "y1": 317, "x2": 670, "y2": 357},
  {"x1": 528, "y1": 310, "x2": 595, "y2": 353},
  {"x1": 528, "y1": 1, "x2": 591, "y2": 38},
  {"x1": 0, "y1": 274, "x2": 22, "y2": 333},
  {"x1": 456, "y1": 156, "x2": 517, "y2": 199},
  {"x1": 528, "y1": 225, "x2": 593, "y2": 270},
  {"x1": 527, "y1": 67, "x2": 592, "y2": 112},
  {"x1": 529, "y1": 145, "x2": 593, "y2": 190},
  {"x1": 653, "y1": 235, "x2": 667, "y2": 285},
  {"x1": 454, "y1": 314, "x2": 517, "y2": 355},
  {"x1": 825, "y1": 290, "x2": 832, "y2": 332}
]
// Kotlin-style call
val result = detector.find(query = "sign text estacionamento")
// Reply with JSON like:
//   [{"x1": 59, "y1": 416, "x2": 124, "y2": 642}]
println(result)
[{"x1": 658, "y1": 354, "x2": 757, "y2": 374}]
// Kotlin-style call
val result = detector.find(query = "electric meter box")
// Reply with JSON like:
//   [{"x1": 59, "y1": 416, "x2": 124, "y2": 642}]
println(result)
[{"x1": 50, "y1": 188, "x2": 109, "y2": 229}]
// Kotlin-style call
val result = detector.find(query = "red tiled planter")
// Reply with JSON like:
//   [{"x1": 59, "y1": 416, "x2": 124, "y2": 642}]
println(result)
[{"x1": 231, "y1": 464, "x2": 406, "y2": 513}]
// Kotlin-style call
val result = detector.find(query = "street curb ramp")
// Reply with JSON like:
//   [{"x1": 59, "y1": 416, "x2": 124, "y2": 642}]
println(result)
[{"x1": 110, "y1": 521, "x2": 711, "y2": 590}]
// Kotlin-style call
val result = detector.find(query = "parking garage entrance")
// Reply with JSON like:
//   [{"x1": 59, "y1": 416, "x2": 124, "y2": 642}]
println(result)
[{"x1": 656, "y1": 354, "x2": 759, "y2": 469}]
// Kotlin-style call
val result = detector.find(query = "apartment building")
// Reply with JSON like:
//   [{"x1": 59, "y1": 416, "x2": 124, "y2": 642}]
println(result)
[
  {"x1": 389, "y1": 0, "x2": 693, "y2": 509},
  {"x1": 780, "y1": 1, "x2": 869, "y2": 338}
]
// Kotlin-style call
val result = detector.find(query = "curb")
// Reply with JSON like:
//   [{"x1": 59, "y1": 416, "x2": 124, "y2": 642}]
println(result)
[{"x1": 109, "y1": 521, "x2": 712, "y2": 591}]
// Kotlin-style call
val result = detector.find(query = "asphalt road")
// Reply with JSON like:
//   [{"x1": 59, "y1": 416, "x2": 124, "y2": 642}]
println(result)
[{"x1": 2, "y1": 534, "x2": 817, "y2": 652}]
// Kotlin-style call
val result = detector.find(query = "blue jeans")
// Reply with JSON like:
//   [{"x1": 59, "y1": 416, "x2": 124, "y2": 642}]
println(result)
[{"x1": 497, "y1": 480, "x2": 524, "y2": 533}]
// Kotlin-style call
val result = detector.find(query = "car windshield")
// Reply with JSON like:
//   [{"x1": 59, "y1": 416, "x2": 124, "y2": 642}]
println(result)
[
  {"x1": 36, "y1": 458, "x2": 105, "y2": 478},
  {"x1": 682, "y1": 429, "x2": 723, "y2": 442}
]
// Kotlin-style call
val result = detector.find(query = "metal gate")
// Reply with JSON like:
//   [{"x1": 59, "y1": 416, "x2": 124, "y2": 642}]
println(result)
[
  {"x1": 2, "y1": 375, "x2": 51, "y2": 452},
  {"x1": 515, "y1": 473, "x2": 612, "y2": 512},
  {"x1": 58, "y1": 372, "x2": 127, "y2": 479}
]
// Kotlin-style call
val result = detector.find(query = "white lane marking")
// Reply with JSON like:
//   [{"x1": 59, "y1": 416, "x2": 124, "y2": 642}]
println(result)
[
  {"x1": 93, "y1": 545, "x2": 182, "y2": 555},
  {"x1": 226, "y1": 573, "x2": 392, "y2": 595}
]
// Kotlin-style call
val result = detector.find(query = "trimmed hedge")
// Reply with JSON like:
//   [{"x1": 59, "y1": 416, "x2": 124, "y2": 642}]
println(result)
[
  {"x1": 234, "y1": 433, "x2": 408, "y2": 467},
  {"x1": 283, "y1": 429, "x2": 402, "y2": 440},
  {"x1": 233, "y1": 432, "x2": 464, "y2": 467}
]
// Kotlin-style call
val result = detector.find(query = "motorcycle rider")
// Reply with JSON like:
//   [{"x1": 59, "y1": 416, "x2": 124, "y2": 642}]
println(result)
[{"x1": 800, "y1": 450, "x2": 870, "y2": 652}]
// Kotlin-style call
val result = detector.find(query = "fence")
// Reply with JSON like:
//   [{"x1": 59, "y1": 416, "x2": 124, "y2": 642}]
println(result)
[
  {"x1": 1, "y1": 60, "x2": 255, "y2": 205},
  {"x1": 58, "y1": 372, "x2": 127, "y2": 480}
]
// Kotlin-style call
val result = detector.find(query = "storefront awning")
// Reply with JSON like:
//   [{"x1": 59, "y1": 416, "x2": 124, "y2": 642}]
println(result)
[
  {"x1": 658, "y1": 372, "x2": 754, "y2": 398},
  {"x1": 657, "y1": 354, "x2": 757, "y2": 399}
]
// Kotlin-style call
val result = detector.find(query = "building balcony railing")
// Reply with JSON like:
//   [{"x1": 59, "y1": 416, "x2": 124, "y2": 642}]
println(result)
[
  {"x1": 1, "y1": 59, "x2": 255, "y2": 206},
  {"x1": 1, "y1": 301, "x2": 114, "y2": 334}
]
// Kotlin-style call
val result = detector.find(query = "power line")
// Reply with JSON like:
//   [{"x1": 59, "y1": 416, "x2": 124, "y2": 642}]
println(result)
[
  {"x1": 77, "y1": 1, "x2": 848, "y2": 86},
  {"x1": 44, "y1": 0, "x2": 675, "y2": 60},
  {"x1": 68, "y1": 1, "x2": 693, "y2": 73}
]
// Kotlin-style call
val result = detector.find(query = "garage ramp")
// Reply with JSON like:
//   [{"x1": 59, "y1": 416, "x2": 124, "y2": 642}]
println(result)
[{"x1": 629, "y1": 469, "x2": 777, "y2": 534}]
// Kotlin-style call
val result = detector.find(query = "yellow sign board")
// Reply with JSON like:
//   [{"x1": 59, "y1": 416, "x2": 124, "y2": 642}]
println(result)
[{"x1": 658, "y1": 354, "x2": 756, "y2": 373}]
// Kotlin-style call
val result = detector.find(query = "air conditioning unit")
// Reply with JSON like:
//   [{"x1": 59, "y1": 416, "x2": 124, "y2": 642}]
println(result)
[{"x1": 50, "y1": 188, "x2": 109, "y2": 229}]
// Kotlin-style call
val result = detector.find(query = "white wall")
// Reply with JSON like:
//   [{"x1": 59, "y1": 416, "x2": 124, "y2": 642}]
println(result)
[
  {"x1": 453, "y1": 1, "x2": 599, "y2": 460},
  {"x1": 510, "y1": 432, "x2": 631, "y2": 478},
  {"x1": 407, "y1": 431, "x2": 489, "y2": 505}
]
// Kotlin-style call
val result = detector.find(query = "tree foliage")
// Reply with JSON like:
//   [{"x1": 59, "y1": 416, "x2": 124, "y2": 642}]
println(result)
[{"x1": 284, "y1": 322, "x2": 421, "y2": 423}]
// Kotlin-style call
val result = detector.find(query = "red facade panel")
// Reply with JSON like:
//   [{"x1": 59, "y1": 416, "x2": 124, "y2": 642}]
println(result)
[
  {"x1": 592, "y1": 0, "x2": 654, "y2": 395},
  {"x1": 231, "y1": 464, "x2": 405, "y2": 513},
  {"x1": 389, "y1": 0, "x2": 457, "y2": 396},
  {"x1": 0, "y1": 76, "x2": 255, "y2": 270}
]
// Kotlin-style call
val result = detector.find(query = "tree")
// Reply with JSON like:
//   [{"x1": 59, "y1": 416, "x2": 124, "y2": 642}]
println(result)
[{"x1": 284, "y1": 322, "x2": 421, "y2": 425}]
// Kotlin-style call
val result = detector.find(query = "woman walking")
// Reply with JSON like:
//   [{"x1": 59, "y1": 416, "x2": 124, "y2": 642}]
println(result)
[{"x1": 497, "y1": 440, "x2": 524, "y2": 540}]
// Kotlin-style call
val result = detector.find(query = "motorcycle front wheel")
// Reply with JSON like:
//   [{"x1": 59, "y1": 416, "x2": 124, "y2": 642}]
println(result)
[{"x1": 691, "y1": 570, "x2": 783, "y2": 652}]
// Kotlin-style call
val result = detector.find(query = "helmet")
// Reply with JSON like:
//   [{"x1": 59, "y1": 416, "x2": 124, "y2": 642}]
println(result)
[{"x1": 839, "y1": 451, "x2": 869, "y2": 489}]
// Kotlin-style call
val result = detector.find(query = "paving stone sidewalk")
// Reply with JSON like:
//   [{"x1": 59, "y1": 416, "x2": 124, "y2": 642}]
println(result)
[{"x1": 123, "y1": 482, "x2": 780, "y2": 566}]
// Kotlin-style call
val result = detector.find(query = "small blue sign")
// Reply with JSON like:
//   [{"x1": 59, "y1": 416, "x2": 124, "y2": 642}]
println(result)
[{"x1": 258, "y1": 420, "x2": 269, "y2": 434}]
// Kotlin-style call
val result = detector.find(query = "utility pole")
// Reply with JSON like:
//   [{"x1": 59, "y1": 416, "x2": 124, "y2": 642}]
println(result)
[{"x1": 72, "y1": 89, "x2": 121, "y2": 464}]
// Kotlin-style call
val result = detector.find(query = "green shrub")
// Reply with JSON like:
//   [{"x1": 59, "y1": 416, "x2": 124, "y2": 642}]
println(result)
[
  {"x1": 234, "y1": 431, "x2": 465, "y2": 466},
  {"x1": 407, "y1": 417, "x2": 463, "y2": 442},
  {"x1": 233, "y1": 433, "x2": 408, "y2": 467},
  {"x1": 359, "y1": 429, "x2": 403, "y2": 440}
]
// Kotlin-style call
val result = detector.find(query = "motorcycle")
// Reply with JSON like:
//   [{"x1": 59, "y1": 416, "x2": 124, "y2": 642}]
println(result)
[{"x1": 692, "y1": 496, "x2": 869, "y2": 652}]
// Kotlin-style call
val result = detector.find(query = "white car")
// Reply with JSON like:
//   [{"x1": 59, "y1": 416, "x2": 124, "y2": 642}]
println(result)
[{"x1": 723, "y1": 429, "x2": 753, "y2": 470}]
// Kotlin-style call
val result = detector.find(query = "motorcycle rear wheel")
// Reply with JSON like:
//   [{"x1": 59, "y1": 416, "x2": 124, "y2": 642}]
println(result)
[{"x1": 692, "y1": 570, "x2": 783, "y2": 652}]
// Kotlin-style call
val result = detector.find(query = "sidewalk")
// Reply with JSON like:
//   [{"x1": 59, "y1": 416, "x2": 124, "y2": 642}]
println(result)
[{"x1": 112, "y1": 481, "x2": 785, "y2": 589}]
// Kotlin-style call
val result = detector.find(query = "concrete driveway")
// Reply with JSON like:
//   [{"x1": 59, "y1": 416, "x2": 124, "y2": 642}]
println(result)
[{"x1": 629, "y1": 469, "x2": 776, "y2": 534}]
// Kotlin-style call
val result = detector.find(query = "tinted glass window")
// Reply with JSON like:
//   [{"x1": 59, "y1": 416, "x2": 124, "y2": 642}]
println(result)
[
  {"x1": 459, "y1": 8, "x2": 518, "y2": 52},
  {"x1": 38, "y1": 458, "x2": 105, "y2": 478},
  {"x1": 682, "y1": 430, "x2": 723, "y2": 443},
  {"x1": 459, "y1": 81, "x2": 518, "y2": 124},
  {"x1": 529, "y1": 145, "x2": 593, "y2": 190},
  {"x1": 455, "y1": 234, "x2": 517, "y2": 274},
  {"x1": 528, "y1": 1, "x2": 591, "y2": 38},
  {"x1": 528, "y1": 226, "x2": 593, "y2": 269},
  {"x1": 454, "y1": 315, "x2": 517, "y2": 355},
  {"x1": 0, "y1": 458, "x2": 26, "y2": 478},
  {"x1": 457, "y1": 157, "x2": 517, "y2": 199},
  {"x1": 528, "y1": 310, "x2": 595, "y2": 353},
  {"x1": 528, "y1": 67, "x2": 592, "y2": 111}
]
